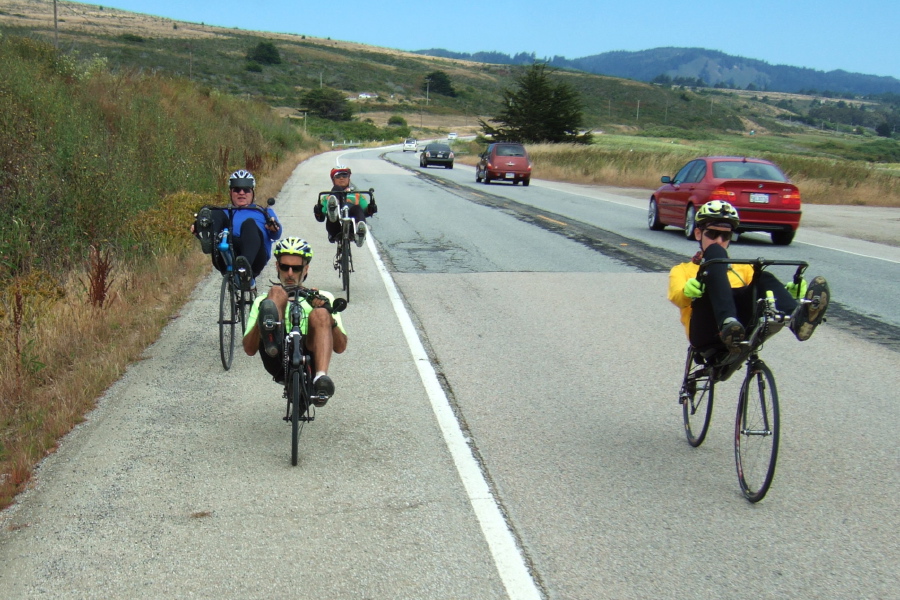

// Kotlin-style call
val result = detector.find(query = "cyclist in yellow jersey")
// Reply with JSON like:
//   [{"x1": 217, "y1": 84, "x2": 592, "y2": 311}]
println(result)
[
  {"x1": 668, "y1": 201, "x2": 830, "y2": 351},
  {"x1": 243, "y1": 237, "x2": 347, "y2": 404}
]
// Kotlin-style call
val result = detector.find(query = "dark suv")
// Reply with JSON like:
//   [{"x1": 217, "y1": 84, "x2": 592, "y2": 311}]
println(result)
[{"x1": 476, "y1": 143, "x2": 532, "y2": 186}]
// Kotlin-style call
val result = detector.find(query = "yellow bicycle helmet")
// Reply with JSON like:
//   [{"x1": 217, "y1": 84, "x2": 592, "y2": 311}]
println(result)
[
  {"x1": 273, "y1": 237, "x2": 313, "y2": 261},
  {"x1": 695, "y1": 200, "x2": 740, "y2": 229}
]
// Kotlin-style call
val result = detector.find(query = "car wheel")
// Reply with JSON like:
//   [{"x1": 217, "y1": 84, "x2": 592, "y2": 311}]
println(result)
[
  {"x1": 484, "y1": 173, "x2": 492, "y2": 184},
  {"x1": 475, "y1": 169, "x2": 482, "y2": 183},
  {"x1": 446, "y1": 163, "x2": 453, "y2": 169},
  {"x1": 683, "y1": 205, "x2": 696, "y2": 239},
  {"x1": 522, "y1": 178, "x2": 530, "y2": 187},
  {"x1": 648, "y1": 198, "x2": 665, "y2": 231},
  {"x1": 770, "y1": 230, "x2": 795, "y2": 246}
]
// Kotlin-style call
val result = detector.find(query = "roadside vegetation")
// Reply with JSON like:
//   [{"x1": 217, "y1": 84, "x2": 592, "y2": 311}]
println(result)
[{"x1": 0, "y1": 34, "x2": 322, "y2": 509}]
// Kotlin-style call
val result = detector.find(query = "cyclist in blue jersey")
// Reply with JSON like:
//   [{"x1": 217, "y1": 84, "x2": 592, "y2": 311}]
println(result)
[{"x1": 192, "y1": 169, "x2": 282, "y2": 291}]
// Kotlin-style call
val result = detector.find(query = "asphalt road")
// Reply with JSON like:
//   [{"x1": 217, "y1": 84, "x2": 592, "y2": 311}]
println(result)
[{"x1": 1, "y1": 146, "x2": 897, "y2": 599}]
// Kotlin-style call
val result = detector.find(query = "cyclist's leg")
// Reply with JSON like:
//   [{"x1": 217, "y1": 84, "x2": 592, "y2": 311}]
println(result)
[
  {"x1": 325, "y1": 219, "x2": 342, "y2": 243},
  {"x1": 235, "y1": 219, "x2": 267, "y2": 277},
  {"x1": 700, "y1": 244, "x2": 739, "y2": 328},
  {"x1": 689, "y1": 296, "x2": 724, "y2": 349},
  {"x1": 203, "y1": 208, "x2": 230, "y2": 274},
  {"x1": 348, "y1": 204, "x2": 367, "y2": 245},
  {"x1": 258, "y1": 345, "x2": 285, "y2": 383}
]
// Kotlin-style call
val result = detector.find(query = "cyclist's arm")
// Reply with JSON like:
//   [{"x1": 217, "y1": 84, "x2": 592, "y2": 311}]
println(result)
[
  {"x1": 668, "y1": 262, "x2": 696, "y2": 308},
  {"x1": 242, "y1": 296, "x2": 265, "y2": 356}
]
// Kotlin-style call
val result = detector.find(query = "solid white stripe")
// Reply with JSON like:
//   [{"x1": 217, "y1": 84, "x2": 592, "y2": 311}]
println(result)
[{"x1": 366, "y1": 233, "x2": 543, "y2": 600}]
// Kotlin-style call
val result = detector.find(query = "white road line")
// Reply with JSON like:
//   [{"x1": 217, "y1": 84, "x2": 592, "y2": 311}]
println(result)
[
  {"x1": 366, "y1": 233, "x2": 543, "y2": 600},
  {"x1": 794, "y1": 240, "x2": 900, "y2": 264}
]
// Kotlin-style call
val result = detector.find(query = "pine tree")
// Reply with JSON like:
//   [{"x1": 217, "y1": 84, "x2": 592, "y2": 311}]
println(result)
[{"x1": 480, "y1": 63, "x2": 591, "y2": 144}]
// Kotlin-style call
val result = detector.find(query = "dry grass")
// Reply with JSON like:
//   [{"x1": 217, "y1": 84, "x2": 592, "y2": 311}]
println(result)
[{"x1": 0, "y1": 148, "x2": 322, "y2": 510}]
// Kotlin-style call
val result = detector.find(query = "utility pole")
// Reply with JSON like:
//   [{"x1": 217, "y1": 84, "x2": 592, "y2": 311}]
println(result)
[
  {"x1": 53, "y1": 0, "x2": 58, "y2": 49},
  {"x1": 425, "y1": 78, "x2": 431, "y2": 105},
  {"x1": 636, "y1": 100, "x2": 640, "y2": 122}
]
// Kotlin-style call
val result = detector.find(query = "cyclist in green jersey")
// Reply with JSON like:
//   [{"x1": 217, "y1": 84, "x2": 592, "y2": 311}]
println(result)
[{"x1": 243, "y1": 237, "x2": 347, "y2": 404}]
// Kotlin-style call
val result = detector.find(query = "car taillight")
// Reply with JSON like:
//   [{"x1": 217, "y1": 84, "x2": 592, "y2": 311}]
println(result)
[
  {"x1": 781, "y1": 190, "x2": 801, "y2": 206},
  {"x1": 425, "y1": 151, "x2": 431, "y2": 157},
  {"x1": 710, "y1": 187, "x2": 735, "y2": 201},
  {"x1": 449, "y1": 152, "x2": 454, "y2": 158}
]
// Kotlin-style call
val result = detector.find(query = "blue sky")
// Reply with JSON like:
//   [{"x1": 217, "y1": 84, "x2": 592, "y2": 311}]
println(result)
[{"x1": 88, "y1": 0, "x2": 899, "y2": 79}]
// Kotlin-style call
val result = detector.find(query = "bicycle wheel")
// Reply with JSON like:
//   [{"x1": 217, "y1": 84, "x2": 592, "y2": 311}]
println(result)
[
  {"x1": 291, "y1": 369, "x2": 301, "y2": 466},
  {"x1": 341, "y1": 235, "x2": 351, "y2": 301},
  {"x1": 681, "y1": 349, "x2": 714, "y2": 447},
  {"x1": 218, "y1": 275, "x2": 236, "y2": 370},
  {"x1": 734, "y1": 360, "x2": 779, "y2": 502}
]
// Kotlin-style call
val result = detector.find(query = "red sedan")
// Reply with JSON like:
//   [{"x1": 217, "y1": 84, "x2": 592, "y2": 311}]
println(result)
[{"x1": 648, "y1": 156, "x2": 802, "y2": 245}]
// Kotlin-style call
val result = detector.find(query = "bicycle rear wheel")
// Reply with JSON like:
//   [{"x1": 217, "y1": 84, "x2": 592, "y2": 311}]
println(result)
[
  {"x1": 681, "y1": 349, "x2": 714, "y2": 447},
  {"x1": 218, "y1": 275, "x2": 236, "y2": 370},
  {"x1": 341, "y1": 235, "x2": 351, "y2": 301},
  {"x1": 735, "y1": 360, "x2": 779, "y2": 502}
]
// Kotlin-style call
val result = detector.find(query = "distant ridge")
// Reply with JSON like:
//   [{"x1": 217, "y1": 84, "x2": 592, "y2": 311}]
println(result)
[{"x1": 413, "y1": 47, "x2": 900, "y2": 96}]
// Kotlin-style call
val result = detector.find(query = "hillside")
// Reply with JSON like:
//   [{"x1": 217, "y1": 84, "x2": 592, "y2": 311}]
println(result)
[
  {"x1": 0, "y1": 1, "x2": 768, "y2": 135},
  {"x1": 416, "y1": 46, "x2": 900, "y2": 97},
  {"x1": 2, "y1": 1, "x2": 898, "y2": 142}
]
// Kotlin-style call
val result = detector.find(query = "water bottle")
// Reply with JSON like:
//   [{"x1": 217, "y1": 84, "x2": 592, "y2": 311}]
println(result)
[{"x1": 218, "y1": 228, "x2": 232, "y2": 267}]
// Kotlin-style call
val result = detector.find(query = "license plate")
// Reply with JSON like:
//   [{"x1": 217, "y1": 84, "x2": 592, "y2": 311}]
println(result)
[
  {"x1": 749, "y1": 193, "x2": 769, "y2": 203},
  {"x1": 505, "y1": 173, "x2": 514, "y2": 178}
]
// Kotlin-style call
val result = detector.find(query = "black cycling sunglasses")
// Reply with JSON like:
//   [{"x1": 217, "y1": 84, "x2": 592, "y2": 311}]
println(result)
[
  {"x1": 277, "y1": 262, "x2": 305, "y2": 273},
  {"x1": 333, "y1": 172, "x2": 350, "y2": 178},
  {"x1": 703, "y1": 229, "x2": 733, "y2": 242},
  {"x1": 231, "y1": 187, "x2": 253, "y2": 194}
]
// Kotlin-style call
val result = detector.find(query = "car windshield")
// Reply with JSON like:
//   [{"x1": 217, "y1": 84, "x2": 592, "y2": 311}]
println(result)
[
  {"x1": 496, "y1": 145, "x2": 526, "y2": 157},
  {"x1": 712, "y1": 161, "x2": 786, "y2": 182},
  {"x1": 428, "y1": 144, "x2": 451, "y2": 152}
]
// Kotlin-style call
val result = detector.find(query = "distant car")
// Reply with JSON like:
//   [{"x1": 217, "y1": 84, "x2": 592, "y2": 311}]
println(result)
[
  {"x1": 648, "y1": 156, "x2": 801, "y2": 245},
  {"x1": 420, "y1": 143, "x2": 454, "y2": 169},
  {"x1": 475, "y1": 142, "x2": 532, "y2": 186},
  {"x1": 447, "y1": 132, "x2": 458, "y2": 140},
  {"x1": 402, "y1": 138, "x2": 418, "y2": 152}
]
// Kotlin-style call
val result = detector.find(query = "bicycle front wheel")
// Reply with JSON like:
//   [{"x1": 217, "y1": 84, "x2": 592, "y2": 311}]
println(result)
[
  {"x1": 218, "y1": 275, "x2": 236, "y2": 370},
  {"x1": 681, "y1": 350, "x2": 714, "y2": 447},
  {"x1": 291, "y1": 369, "x2": 301, "y2": 466},
  {"x1": 341, "y1": 236, "x2": 351, "y2": 301},
  {"x1": 734, "y1": 360, "x2": 779, "y2": 502}
]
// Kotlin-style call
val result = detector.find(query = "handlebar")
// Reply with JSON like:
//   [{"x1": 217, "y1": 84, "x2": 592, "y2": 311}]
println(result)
[
  {"x1": 280, "y1": 285, "x2": 348, "y2": 314},
  {"x1": 698, "y1": 257, "x2": 808, "y2": 286},
  {"x1": 318, "y1": 189, "x2": 375, "y2": 204}
]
